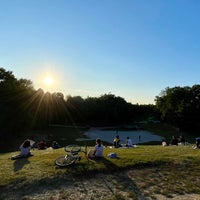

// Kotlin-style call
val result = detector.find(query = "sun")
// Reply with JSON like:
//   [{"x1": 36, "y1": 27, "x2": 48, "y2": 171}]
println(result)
[{"x1": 44, "y1": 76, "x2": 54, "y2": 86}]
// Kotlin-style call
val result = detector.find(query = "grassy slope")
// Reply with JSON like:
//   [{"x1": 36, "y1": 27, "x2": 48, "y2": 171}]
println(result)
[
  {"x1": 1, "y1": 123, "x2": 200, "y2": 199},
  {"x1": 1, "y1": 145, "x2": 200, "y2": 198}
]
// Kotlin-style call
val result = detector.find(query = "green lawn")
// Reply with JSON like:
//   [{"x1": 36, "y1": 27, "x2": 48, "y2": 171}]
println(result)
[
  {"x1": 1, "y1": 124, "x2": 200, "y2": 199},
  {"x1": 1, "y1": 145, "x2": 200, "y2": 191}
]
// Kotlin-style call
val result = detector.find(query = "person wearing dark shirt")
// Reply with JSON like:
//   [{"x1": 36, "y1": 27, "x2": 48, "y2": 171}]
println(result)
[
  {"x1": 113, "y1": 135, "x2": 120, "y2": 148},
  {"x1": 170, "y1": 136, "x2": 178, "y2": 145},
  {"x1": 178, "y1": 135, "x2": 185, "y2": 145},
  {"x1": 38, "y1": 140, "x2": 47, "y2": 150}
]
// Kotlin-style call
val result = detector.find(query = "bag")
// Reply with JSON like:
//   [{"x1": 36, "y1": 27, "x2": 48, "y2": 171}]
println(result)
[
  {"x1": 107, "y1": 153, "x2": 117, "y2": 158},
  {"x1": 196, "y1": 138, "x2": 200, "y2": 142}
]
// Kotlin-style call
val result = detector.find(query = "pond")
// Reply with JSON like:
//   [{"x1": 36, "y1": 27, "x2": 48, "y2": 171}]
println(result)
[{"x1": 77, "y1": 127, "x2": 163, "y2": 144}]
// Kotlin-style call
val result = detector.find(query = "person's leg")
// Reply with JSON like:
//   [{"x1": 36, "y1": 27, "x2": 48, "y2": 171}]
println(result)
[
  {"x1": 87, "y1": 149, "x2": 95, "y2": 158},
  {"x1": 113, "y1": 141, "x2": 116, "y2": 148},
  {"x1": 197, "y1": 141, "x2": 200, "y2": 148}
]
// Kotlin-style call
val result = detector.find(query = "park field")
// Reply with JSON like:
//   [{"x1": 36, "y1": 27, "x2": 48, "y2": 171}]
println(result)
[{"x1": 1, "y1": 144, "x2": 200, "y2": 199}]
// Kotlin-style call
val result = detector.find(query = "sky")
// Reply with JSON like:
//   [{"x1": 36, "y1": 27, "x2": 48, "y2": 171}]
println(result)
[{"x1": 1, "y1": 0, "x2": 200, "y2": 105}]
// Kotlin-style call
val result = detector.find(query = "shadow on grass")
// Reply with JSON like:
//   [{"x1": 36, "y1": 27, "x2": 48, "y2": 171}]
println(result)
[
  {"x1": 1, "y1": 172, "x2": 146, "y2": 200},
  {"x1": 1, "y1": 157, "x2": 148, "y2": 200},
  {"x1": 13, "y1": 158, "x2": 30, "y2": 172}
]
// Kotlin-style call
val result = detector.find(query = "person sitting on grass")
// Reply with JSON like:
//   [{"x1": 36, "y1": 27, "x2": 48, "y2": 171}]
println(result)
[
  {"x1": 38, "y1": 140, "x2": 47, "y2": 150},
  {"x1": 113, "y1": 135, "x2": 121, "y2": 148},
  {"x1": 125, "y1": 136, "x2": 133, "y2": 147},
  {"x1": 20, "y1": 139, "x2": 33, "y2": 157},
  {"x1": 87, "y1": 138, "x2": 104, "y2": 159},
  {"x1": 193, "y1": 137, "x2": 200, "y2": 149},
  {"x1": 52, "y1": 141, "x2": 60, "y2": 149},
  {"x1": 178, "y1": 135, "x2": 186, "y2": 145},
  {"x1": 11, "y1": 139, "x2": 33, "y2": 160},
  {"x1": 162, "y1": 139, "x2": 168, "y2": 146},
  {"x1": 170, "y1": 136, "x2": 178, "y2": 145}
]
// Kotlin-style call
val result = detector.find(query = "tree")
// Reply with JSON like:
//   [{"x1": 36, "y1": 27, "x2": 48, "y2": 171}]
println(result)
[
  {"x1": 0, "y1": 68, "x2": 35, "y2": 137},
  {"x1": 155, "y1": 85, "x2": 200, "y2": 132}
]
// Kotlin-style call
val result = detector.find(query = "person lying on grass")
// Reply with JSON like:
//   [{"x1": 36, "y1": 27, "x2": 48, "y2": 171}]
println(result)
[{"x1": 87, "y1": 138, "x2": 104, "y2": 158}]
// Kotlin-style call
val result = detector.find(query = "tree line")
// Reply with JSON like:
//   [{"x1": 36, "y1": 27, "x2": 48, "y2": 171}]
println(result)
[
  {"x1": 155, "y1": 85, "x2": 200, "y2": 133},
  {"x1": 0, "y1": 67, "x2": 158, "y2": 139},
  {"x1": 1, "y1": 67, "x2": 200, "y2": 141}
]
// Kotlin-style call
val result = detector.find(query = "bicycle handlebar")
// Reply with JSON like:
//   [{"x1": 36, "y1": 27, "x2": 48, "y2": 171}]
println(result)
[
  {"x1": 64, "y1": 145, "x2": 87, "y2": 154},
  {"x1": 64, "y1": 145, "x2": 80, "y2": 153}
]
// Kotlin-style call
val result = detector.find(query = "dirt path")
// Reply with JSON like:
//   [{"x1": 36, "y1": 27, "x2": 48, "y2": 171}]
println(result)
[{"x1": 4, "y1": 168, "x2": 200, "y2": 200}]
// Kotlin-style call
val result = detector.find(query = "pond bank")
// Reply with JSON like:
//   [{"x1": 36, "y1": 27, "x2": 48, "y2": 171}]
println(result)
[{"x1": 77, "y1": 127, "x2": 163, "y2": 144}]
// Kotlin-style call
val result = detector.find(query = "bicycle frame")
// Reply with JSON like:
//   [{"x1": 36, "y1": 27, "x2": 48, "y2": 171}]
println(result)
[{"x1": 55, "y1": 145, "x2": 87, "y2": 167}]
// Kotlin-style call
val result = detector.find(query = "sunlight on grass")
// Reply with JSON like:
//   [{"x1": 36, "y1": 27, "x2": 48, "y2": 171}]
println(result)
[{"x1": 1, "y1": 144, "x2": 200, "y2": 199}]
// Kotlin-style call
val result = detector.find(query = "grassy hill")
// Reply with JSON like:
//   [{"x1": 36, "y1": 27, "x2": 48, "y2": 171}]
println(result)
[
  {"x1": 1, "y1": 144, "x2": 200, "y2": 199},
  {"x1": 1, "y1": 123, "x2": 200, "y2": 199}
]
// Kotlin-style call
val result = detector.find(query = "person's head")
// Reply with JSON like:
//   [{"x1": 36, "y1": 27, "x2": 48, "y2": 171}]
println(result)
[
  {"x1": 96, "y1": 138, "x2": 102, "y2": 146},
  {"x1": 116, "y1": 135, "x2": 119, "y2": 139},
  {"x1": 127, "y1": 136, "x2": 129, "y2": 139},
  {"x1": 23, "y1": 140, "x2": 31, "y2": 148}
]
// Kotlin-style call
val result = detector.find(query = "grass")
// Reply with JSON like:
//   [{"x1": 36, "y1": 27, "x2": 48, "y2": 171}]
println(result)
[
  {"x1": 1, "y1": 144, "x2": 200, "y2": 199},
  {"x1": 1, "y1": 123, "x2": 200, "y2": 199}
]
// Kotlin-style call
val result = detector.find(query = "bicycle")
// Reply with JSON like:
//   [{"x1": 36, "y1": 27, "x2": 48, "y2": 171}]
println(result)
[{"x1": 55, "y1": 145, "x2": 87, "y2": 167}]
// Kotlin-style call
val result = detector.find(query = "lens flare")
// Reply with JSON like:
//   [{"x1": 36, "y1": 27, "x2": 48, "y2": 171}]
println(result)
[{"x1": 44, "y1": 76, "x2": 54, "y2": 86}]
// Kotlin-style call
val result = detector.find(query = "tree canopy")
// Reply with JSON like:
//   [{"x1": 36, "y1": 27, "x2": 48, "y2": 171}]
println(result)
[
  {"x1": 155, "y1": 85, "x2": 200, "y2": 132},
  {"x1": 2, "y1": 66, "x2": 200, "y2": 141},
  {"x1": 0, "y1": 67, "x2": 157, "y2": 140}
]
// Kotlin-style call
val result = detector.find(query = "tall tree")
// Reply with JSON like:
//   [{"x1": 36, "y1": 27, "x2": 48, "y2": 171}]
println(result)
[{"x1": 155, "y1": 85, "x2": 200, "y2": 132}]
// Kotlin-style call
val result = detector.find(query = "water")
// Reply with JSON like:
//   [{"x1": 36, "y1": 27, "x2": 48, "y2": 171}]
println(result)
[{"x1": 77, "y1": 127, "x2": 163, "y2": 144}]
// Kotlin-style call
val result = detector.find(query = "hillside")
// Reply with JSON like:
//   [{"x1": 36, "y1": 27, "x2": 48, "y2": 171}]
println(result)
[{"x1": 1, "y1": 145, "x2": 200, "y2": 199}]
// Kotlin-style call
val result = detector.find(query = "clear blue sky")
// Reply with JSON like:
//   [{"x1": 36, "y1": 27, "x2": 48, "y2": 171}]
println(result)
[{"x1": 1, "y1": 0, "x2": 200, "y2": 104}]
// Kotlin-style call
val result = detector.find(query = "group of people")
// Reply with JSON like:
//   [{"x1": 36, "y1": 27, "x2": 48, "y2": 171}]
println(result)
[
  {"x1": 12, "y1": 137, "x2": 104, "y2": 160},
  {"x1": 162, "y1": 135, "x2": 186, "y2": 146},
  {"x1": 80, "y1": 135, "x2": 133, "y2": 159},
  {"x1": 38, "y1": 140, "x2": 61, "y2": 150},
  {"x1": 11, "y1": 139, "x2": 61, "y2": 159},
  {"x1": 113, "y1": 135, "x2": 133, "y2": 148}
]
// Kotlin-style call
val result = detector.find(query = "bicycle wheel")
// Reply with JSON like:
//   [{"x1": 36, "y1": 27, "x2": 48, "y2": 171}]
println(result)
[{"x1": 55, "y1": 155, "x2": 76, "y2": 167}]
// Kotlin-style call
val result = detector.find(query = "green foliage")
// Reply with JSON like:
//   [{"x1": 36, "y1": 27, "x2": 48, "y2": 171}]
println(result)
[
  {"x1": 0, "y1": 67, "x2": 158, "y2": 144},
  {"x1": 155, "y1": 85, "x2": 200, "y2": 132},
  {"x1": 3, "y1": 66, "x2": 200, "y2": 150}
]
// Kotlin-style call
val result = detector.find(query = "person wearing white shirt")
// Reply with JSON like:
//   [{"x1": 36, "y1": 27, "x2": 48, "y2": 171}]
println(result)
[
  {"x1": 87, "y1": 138, "x2": 104, "y2": 158},
  {"x1": 126, "y1": 136, "x2": 133, "y2": 147},
  {"x1": 19, "y1": 139, "x2": 32, "y2": 156}
]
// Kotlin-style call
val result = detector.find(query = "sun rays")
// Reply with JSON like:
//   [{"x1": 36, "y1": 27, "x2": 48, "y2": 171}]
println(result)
[{"x1": 44, "y1": 76, "x2": 54, "y2": 86}]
